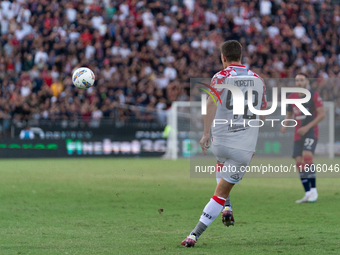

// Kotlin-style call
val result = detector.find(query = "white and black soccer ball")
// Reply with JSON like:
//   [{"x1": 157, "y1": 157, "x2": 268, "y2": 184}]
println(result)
[{"x1": 72, "y1": 67, "x2": 95, "y2": 89}]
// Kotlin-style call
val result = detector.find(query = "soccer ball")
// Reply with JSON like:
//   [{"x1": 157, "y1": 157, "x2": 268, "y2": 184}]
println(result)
[{"x1": 72, "y1": 67, "x2": 95, "y2": 89}]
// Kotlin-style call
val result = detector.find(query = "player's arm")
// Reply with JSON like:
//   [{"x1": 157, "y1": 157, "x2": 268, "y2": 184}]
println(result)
[
  {"x1": 280, "y1": 111, "x2": 293, "y2": 133},
  {"x1": 297, "y1": 92, "x2": 325, "y2": 136},
  {"x1": 259, "y1": 83, "x2": 267, "y2": 121},
  {"x1": 259, "y1": 104, "x2": 267, "y2": 121},
  {"x1": 297, "y1": 106, "x2": 325, "y2": 136},
  {"x1": 200, "y1": 95, "x2": 217, "y2": 156}
]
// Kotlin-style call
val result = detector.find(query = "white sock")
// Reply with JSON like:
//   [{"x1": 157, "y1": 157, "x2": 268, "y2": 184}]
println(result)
[
  {"x1": 199, "y1": 196, "x2": 225, "y2": 227},
  {"x1": 305, "y1": 191, "x2": 311, "y2": 196},
  {"x1": 310, "y1": 188, "x2": 317, "y2": 192}
]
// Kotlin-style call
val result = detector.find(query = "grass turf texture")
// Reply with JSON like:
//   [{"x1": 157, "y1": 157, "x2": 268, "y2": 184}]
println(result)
[{"x1": 0, "y1": 158, "x2": 340, "y2": 254}]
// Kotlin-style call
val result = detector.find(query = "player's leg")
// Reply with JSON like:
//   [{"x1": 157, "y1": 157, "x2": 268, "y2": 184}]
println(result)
[
  {"x1": 295, "y1": 157, "x2": 311, "y2": 203},
  {"x1": 219, "y1": 147, "x2": 252, "y2": 228},
  {"x1": 302, "y1": 138, "x2": 318, "y2": 202},
  {"x1": 181, "y1": 146, "x2": 252, "y2": 247},
  {"x1": 181, "y1": 178, "x2": 234, "y2": 247},
  {"x1": 295, "y1": 155, "x2": 312, "y2": 203},
  {"x1": 216, "y1": 161, "x2": 233, "y2": 225},
  {"x1": 194, "y1": 178, "x2": 234, "y2": 235},
  {"x1": 293, "y1": 140, "x2": 311, "y2": 203}
]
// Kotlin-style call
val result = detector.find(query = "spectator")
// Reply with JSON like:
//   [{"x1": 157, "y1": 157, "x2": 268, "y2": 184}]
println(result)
[
  {"x1": 171, "y1": 29, "x2": 182, "y2": 42},
  {"x1": 1, "y1": 0, "x2": 11, "y2": 16},
  {"x1": 68, "y1": 25, "x2": 80, "y2": 42},
  {"x1": 101, "y1": 60, "x2": 116, "y2": 81},
  {"x1": 20, "y1": 80, "x2": 31, "y2": 97},
  {"x1": 267, "y1": 23, "x2": 279, "y2": 39},
  {"x1": 156, "y1": 97, "x2": 167, "y2": 124},
  {"x1": 260, "y1": 0, "x2": 272, "y2": 16},
  {"x1": 80, "y1": 28, "x2": 92, "y2": 46},
  {"x1": 19, "y1": 125, "x2": 34, "y2": 139},
  {"x1": 293, "y1": 23, "x2": 306, "y2": 39},
  {"x1": 119, "y1": 44, "x2": 131, "y2": 59},
  {"x1": 164, "y1": 64, "x2": 177, "y2": 81},
  {"x1": 66, "y1": 3, "x2": 77, "y2": 23},
  {"x1": 50, "y1": 79, "x2": 63, "y2": 97},
  {"x1": 91, "y1": 12, "x2": 104, "y2": 30},
  {"x1": 142, "y1": 9, "x2": 153, "y2": 27},
  {"x1": 315, "y1": 51, "x2": 326, "y2": 65},
  {"x1": 34, "y1": 47, "x2": 48, "y2": 65},
  {"x1": 91, "y1": 106, "x2": 103, "y2": 127}
]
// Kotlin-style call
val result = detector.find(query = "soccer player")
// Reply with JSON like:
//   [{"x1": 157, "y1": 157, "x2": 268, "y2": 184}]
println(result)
[
  {"x1": 181, "y1": 40, "x2": 267, "y2": 247},
  {"x1": 280, "y1": 74, "x2": 325, "y2": 203}
]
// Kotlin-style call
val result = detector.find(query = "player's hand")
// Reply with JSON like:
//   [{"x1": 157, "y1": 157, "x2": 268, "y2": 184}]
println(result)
[
  {"x1": 200, "y1": 133, "x2": 210, "y2": 156},
  {"x1": 280, "y1": 126, "x2": 286, "y2": 134},
  {"x1": 297, "y1": 126, "x2": 309, "y2": 136}
]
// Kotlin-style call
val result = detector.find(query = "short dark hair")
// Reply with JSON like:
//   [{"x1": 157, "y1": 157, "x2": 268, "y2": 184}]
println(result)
[
  {"x1": 296, "y1": 73, "x2": 308, "y2": 78},
  {"x1": 220, "y1": 40, "x2": 242, "y2": 62}
]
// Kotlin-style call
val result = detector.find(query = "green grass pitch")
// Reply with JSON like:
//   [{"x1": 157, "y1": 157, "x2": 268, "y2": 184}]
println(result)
[{"x1": 0, "y1": 157, "x2": 340, "y2": 254}]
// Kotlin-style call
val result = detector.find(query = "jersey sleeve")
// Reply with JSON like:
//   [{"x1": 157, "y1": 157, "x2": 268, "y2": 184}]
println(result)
[
  {"x1": 209, "y1": 72, "x2": 226, "y2": 96},
  {"x1": 312, "y1": 91, "x2": 323, "y2": 108}
]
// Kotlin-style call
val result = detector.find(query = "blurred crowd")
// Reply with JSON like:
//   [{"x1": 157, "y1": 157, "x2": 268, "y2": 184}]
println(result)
[{"x1": 0, "y1": 0, "x2": 340, "y2": 132}]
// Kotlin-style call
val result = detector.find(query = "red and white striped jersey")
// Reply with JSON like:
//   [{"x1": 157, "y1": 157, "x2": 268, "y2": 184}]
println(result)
[{"x1": 209, "y1": 64, "x2": 267, "y2": 152}]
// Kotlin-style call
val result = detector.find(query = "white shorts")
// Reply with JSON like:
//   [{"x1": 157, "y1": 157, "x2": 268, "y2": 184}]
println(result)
[{"x1": 212, "y1": 143, "x2": 254, "y2": 184}]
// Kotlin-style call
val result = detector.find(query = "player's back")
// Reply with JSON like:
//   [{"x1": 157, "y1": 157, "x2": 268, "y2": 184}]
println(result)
[{"x1": 211, "y1": 65, "x2": 266, "y2": 152}]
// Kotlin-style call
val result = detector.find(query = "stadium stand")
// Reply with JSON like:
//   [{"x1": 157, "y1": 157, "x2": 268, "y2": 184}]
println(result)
[{"x1": 0, "y1": 0, "x2": 340, "y2": 135}]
